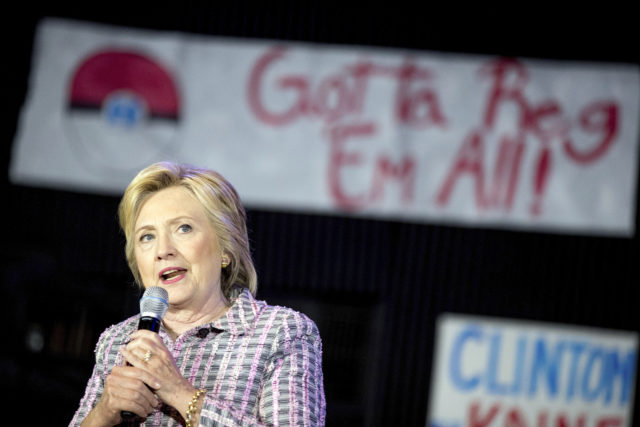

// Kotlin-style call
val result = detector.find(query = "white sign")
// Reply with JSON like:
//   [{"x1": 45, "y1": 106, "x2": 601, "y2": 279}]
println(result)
[
  {"x1": 10, "y1": 18, "x2": 640, "y2": 235},
  {"x1": 427, "y1": 314, "x2": 638, "y2": 427}
]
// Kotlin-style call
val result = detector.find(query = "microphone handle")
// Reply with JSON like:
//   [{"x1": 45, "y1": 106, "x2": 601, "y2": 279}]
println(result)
[
  {"x1": 138, "y1": 316, "x2": 162, "y2": 332},
  {"x1": 120, "y1": 316, "x2": 161, "y2": 420},
  {"x1": 121, "y1": 410, "x2": 137, "y2": 421}
]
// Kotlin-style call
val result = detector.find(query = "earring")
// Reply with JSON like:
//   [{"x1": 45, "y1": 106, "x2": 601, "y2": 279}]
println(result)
[{"x1": 221, "y1": 255, "x2": 230, "y2": 268}]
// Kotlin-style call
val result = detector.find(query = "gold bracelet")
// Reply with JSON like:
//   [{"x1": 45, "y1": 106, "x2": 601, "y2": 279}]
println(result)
[{"x1": 185, "y1": 388, "x2": 206, "y2": 427}]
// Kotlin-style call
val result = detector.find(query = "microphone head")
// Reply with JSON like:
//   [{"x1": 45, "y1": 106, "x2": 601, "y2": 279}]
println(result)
[{"x1": 140, "y1": 286, "x2": 169, "y2": 320}]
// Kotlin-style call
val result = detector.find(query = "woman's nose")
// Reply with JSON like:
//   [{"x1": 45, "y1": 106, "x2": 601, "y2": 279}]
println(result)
[{"x1": 155, "y1": 234, "x2": 176, "y2": 259}]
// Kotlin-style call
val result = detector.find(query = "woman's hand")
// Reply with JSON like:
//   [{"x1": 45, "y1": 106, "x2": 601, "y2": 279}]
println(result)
[
  {"x1": 81, "y1": 362, "x2": 161, "y2": 426},
  {"x1": 121, "y1": 330, "x2": 199, "y2": 420}
]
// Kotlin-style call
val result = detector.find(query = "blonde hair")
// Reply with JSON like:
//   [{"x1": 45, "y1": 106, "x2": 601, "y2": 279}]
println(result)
[{"x1": 118, "y1": 162, "x2": 257, "y2": 300}]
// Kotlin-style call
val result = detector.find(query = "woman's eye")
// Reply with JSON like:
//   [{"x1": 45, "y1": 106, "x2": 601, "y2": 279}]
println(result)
[
  {"x1": 178, "y1": 224, "x2": 192, "y2": 233},
  {"x1": 139, "y1": 233, "x2": 154, "y2": 242}
]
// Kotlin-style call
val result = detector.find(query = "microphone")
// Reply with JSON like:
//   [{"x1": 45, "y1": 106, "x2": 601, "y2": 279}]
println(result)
[
  {"x1": 121, "y1": 286, "x2": 169, "y2": 420},
  {"x1": 138, "y1": 286, "x2": 169, "y2": 332}
]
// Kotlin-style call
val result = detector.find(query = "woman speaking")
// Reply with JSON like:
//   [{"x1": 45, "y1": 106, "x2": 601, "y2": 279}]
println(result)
[{"x1": 70, "y1": 162, "x2": 325, "y2": 426}]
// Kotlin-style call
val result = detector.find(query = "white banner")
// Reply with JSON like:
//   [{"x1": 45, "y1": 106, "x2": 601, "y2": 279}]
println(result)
[
  {"x1": 10, "y1": 18, "x2": 640, "y2": 235},
  {"x1": 427, "y1": 314, "x2": 638, "y2": 427}
]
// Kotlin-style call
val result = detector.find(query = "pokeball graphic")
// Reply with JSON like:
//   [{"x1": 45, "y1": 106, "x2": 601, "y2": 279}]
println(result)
[{"x1": 66, "y1": 49, "x2": 181, "y2": 173}]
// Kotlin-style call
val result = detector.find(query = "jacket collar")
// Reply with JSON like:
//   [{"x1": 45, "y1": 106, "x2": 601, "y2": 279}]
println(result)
[{"x1": 210, "y1": 287, "x2": 265, "y2": 336}]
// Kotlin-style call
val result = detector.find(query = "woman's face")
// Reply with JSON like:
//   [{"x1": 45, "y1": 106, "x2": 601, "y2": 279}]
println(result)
[{"x1": 133, "y1": 186, "x2": 224, "y2": 311}]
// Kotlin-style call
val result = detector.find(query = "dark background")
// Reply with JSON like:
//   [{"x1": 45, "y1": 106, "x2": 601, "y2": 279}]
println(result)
[{"x1": 2, "y1": 3, "x2": 639, "y2": 426}]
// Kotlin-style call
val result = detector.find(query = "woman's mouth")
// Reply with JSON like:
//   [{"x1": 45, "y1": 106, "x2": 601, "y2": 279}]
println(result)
[{"x1": 159, "y1": 268, "x2": 187, "y2": 284}]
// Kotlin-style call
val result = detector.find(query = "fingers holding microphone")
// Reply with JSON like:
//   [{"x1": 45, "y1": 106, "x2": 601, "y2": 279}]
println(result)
[
  {"x1": 122, "y1": 329, "x2": 168, "y2": 375},
  {"x1": 93, "y1": 364, "x2": 160, "y2": 424},
  {"x1": 122, "y1": 332, "x2": 196, "y2": 409},
  {"x1": 119, "y1": 337, "x2": 164, "y2": 391}
]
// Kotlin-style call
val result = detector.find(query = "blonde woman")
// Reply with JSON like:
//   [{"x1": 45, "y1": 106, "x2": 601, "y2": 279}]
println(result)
[{"x1": 71, "y1": 162, "x2": 325, "y2": 426}]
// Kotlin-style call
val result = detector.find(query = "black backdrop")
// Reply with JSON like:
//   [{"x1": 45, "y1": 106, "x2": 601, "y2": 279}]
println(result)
[{"x1": 3, "y1": 3, "x2": 639, "y2": 426}]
